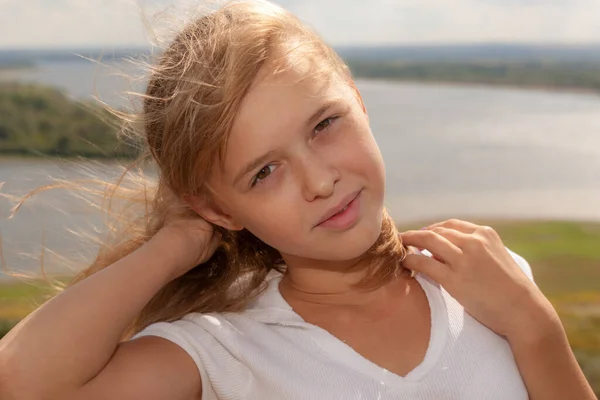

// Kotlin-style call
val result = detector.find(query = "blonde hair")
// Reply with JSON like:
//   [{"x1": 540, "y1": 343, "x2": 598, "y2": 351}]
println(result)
[{"x1": 11, "y1": 0, "x2": 408, "y2": 339}]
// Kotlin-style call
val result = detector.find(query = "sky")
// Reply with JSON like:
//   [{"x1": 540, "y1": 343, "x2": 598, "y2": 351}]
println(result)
[{"x1": 1, "y1": 0, "x2": 600, "y2": 49}]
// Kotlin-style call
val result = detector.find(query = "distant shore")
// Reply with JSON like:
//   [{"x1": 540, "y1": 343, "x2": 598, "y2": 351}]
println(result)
[
  {"x1": 356, "y1": 76, "x2": 600, "y2": 97},
  {"x1": 2, "y1": 61, "x2": 600, "y2": 98},
  {"x1": 0, "y1": 64, "x2": 37, "y2": 75}
]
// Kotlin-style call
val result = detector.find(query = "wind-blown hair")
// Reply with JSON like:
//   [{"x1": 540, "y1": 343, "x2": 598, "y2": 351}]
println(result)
[{"x1": 10, "y1": 0, "x2": 409, "y2": 339}]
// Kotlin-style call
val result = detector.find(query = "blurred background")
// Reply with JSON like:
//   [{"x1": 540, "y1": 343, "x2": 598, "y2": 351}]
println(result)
[{"x1": 0, "y1": 0, "x2": 599, "y2": 394}]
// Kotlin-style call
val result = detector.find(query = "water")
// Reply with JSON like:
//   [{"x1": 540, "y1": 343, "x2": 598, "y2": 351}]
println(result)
[
  {"x1": 0, "y1": 59, "x2": 145, "y2": 108},
  {"x1": 1, "y1": 60, "x2": 600, "y2": 278}
]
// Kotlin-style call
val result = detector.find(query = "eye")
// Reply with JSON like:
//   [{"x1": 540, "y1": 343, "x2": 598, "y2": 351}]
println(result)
[
  {"x1": 251, "y1": 164, "x2": 275, "y2": 187},
  {"x1": 314, "y1": 116, "x2": 338, "y2": 134}
]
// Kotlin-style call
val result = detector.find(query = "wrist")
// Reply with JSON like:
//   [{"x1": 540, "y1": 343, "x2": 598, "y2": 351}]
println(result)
[
  {"x1": 506, "y1": 292, "x2": 563, "y2": 346},
  {"x1": 139, "y1": 232, "x2": 191, "y2": 283}
]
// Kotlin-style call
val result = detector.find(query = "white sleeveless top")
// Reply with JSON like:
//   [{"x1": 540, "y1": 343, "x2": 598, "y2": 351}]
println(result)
[{"x1": 132, "y1": 249, "x2": 533, "y2": 399}]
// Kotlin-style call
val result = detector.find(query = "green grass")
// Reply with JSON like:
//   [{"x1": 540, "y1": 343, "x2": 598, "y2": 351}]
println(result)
[
  {"x1": 491, "y1": 220, "x2": 600, "y2": 297},
  {"x1": 0, "y1": 281, "x2": 52, "y2": 339},
  {"x1": 1, "y1": 220, "x2": 599, "y2": 394},
  {"x1": 0, "y1": 278, "x2": 65, "y2": 322}
]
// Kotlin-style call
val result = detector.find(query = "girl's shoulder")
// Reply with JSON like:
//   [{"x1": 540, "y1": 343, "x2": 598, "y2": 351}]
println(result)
[
  {"x1": 129, "y1": 270, "x2": 301, "y2": 356},
  {"x1": 128, "y1": 273, "x2": 313, "y2": 399}
]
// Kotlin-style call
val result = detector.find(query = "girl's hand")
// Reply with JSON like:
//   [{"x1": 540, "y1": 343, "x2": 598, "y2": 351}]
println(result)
[
  {"x1": 146, "y1": 187, "x2": 222, "y2": 281},
  {"x1": 400, "y1": 219, "x2": 558, "y2": 341}
]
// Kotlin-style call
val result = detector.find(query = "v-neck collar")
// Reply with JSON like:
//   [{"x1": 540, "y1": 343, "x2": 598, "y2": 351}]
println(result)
[{"x1": 245, "y1": 271, "x2": 449, "y2": 386}]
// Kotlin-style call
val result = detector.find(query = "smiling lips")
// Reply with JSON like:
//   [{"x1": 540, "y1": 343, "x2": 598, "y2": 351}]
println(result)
[{"x1": 316, "y1": 189, "x2": 362, "y2": 229}]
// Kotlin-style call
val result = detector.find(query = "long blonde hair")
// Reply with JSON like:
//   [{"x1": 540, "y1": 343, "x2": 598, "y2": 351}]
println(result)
[{"x1": 12, "y1": 0, "x2": 408, "y2": 339}]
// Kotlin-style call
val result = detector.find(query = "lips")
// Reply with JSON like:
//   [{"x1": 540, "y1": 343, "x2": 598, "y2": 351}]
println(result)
[{"x1": 316, "y1": 189, "x2": 362, "y2": 226}]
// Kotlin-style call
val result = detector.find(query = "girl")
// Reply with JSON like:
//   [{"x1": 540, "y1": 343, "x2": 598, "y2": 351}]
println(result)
[{"x1": 0, "y1": 1, "x2": 595, "y2": 399}]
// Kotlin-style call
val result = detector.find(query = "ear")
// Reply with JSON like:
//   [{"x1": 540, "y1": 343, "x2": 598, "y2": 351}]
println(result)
[{"x1": 183, "y1": 193, "x2": 244, "y2": 231}]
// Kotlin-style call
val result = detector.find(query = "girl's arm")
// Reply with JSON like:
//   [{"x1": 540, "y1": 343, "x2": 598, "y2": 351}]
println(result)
[
  {"x1": 506, "y1": 306, "x2": 596, "y2": 400},
  {"x1": 401, "y1": 219, "x2": 596, "y2": 400},
  {"x1": 0, "y1": 220, "x2": 220, "y2": 400}
]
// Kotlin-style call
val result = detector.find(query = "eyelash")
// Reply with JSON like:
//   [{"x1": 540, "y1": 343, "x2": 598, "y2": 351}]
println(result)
[
  {"x1": 249, "y1": 116, "x2": 340, "y2": 188},
  {"x1": 314, "y1": 116, "x2": 339, "y2": 135}
]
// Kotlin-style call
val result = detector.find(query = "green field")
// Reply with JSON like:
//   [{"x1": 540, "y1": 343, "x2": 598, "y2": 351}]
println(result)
[{"x1": 1, "y1": 220, "x2": 599, "y2": 394}]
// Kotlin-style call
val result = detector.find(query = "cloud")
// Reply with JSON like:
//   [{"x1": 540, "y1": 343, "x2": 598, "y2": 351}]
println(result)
[{"x1": 0, "y1": 0, "x2": 599, "y2": 49}]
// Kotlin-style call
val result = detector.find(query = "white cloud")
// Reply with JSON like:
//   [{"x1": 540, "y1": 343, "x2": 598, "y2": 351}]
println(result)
[{"x1": 0, "y1": 0, "x2": 599, "y2": 49}]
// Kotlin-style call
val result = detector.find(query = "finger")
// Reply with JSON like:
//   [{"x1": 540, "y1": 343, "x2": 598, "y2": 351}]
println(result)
[
  {"x1": 400, "y1": 230, "x2": 462, "y2": 265},
  {"x1": 429, "y1": 227, "x2": 471, "y2": 248},
  {"x1": 402, "y1": 254, "x2": 450, "y2": 284},
  {"x1": 425, "y1": 218, "x2": 480, "y2": 233},
  {"x1": 209, "y1": 229, "x2": 223, "y2": 249},
  {"x1": 405, "y1": 245, "x2": 444, "y2": 264}
]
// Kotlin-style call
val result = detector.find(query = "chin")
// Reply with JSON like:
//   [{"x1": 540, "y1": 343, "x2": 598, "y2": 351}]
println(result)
[
  {"x1": 268, "y1": 199, "x2": 385, "y2": 262},
  {"x1": 316, "y1": 212, "x2": 384, "y2": 261}
]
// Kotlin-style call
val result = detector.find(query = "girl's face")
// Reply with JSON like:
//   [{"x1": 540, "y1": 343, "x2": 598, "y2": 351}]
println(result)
[{"x1": 203, "y1": 67, "x2": 386, "y2": 262}]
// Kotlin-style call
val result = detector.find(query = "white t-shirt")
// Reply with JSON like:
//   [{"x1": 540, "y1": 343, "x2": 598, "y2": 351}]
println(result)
[{"x1": 132, "y1": 249, "x2": 534, "y2": 400}]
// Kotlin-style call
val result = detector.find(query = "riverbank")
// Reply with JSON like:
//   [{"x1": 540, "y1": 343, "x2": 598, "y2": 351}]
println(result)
[
  {"x1": 2, "y1": 60, "x2": 600, "y2": 105},
  {"x1": 345, "y1": 59, "x2": 600, "y2": 94},
  {"x1": 0, "y1": 65, "x2": 37, "y2": 74},
  {"x1": 0, "y1": 82, "x2": 137, "y2": 159},
  {"x1": 357, "y1": 76, "x2": 600, "y2": 97},
  {"x1": 386, "y1": 190, "x2": 600, "y2": 226}
]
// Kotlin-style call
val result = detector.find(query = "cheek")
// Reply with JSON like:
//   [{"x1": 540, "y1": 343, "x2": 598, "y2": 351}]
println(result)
[
  {"x1": 340, "y1": 119, "x2": 386, "y2": 186},
  {"x1": 358, "y1": 135, "x2": 384, "y2": 169},
  {"x1": 234, "y1": 198, "x2": 306, "y2": 251},
  {"x1": 366, "y1": 138, "x2": 386, "y2": 186}
]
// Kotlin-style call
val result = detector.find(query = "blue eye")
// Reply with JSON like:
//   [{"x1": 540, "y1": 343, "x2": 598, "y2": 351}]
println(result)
[
  {"x1": 251, "y1": 164, "x2": 275, "y2": 187},
  {"x1": 314, "y1": 116, "x2": 338, "y2": 134}
]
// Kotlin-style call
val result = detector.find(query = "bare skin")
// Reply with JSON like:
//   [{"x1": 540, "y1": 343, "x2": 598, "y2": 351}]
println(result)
[{"x1": 280, "y1": 271, "x2": 432, "y2": 377}]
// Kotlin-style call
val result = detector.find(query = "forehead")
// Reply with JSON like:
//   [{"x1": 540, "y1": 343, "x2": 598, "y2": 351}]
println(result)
[
  {"x1": 220, "y1": 68, "x2": 350, "y2": 172},
  {"x1": 238, "y1": 66, "x2": 340, "y2": 123}
]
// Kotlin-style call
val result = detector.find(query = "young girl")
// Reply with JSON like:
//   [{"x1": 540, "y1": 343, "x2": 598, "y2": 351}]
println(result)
[{"x1": 0, "y1": 1, "x2": 595, "y2": 399}]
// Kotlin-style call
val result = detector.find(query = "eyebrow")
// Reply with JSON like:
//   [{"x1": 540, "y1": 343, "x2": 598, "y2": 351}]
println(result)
[
  {"x1": 233, "y1": 99, "x2": 341, "y2": 186},
  {"x1": 306, "y1": 99, "x2": 339, "y2": 130},
  {"x1": 233, "y1": 149, "x2": 277, "y2": 186}
]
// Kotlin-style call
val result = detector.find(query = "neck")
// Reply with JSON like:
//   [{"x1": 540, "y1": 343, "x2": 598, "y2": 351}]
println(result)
[{"x1": 278, "y1": 253, "x2": 410, "y2": 307}]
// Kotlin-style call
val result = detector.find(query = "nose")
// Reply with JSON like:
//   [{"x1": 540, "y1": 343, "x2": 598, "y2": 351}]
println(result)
[{"x1": 299, "y1": 152, "x2": 341, "y2": 201}]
